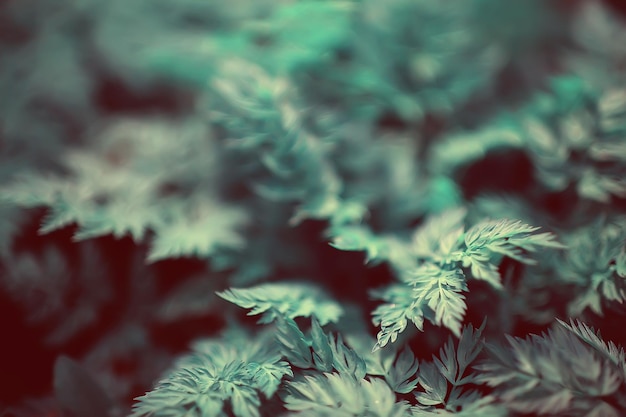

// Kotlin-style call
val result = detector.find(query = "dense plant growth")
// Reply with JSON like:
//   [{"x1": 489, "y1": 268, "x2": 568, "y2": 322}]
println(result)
[{"x1": 1, "y1": 1, "x2": 626, "y2": 416}]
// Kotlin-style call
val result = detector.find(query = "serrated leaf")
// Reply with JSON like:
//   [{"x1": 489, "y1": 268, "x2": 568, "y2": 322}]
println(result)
[
  {"x1": 412, "y1": 207, "x2": 467, "y2": 261},
  {"x1": 217, "y1": 282, "x2": 342, "y2": 325},
  {"x1": 247, "y1": 360, "x2": 293, "y2": 398},
  {"x1": 283, "y1": 372, "x2": 408, "y2": 417},
  {"x1": 557, "y1": 319, "x2": 626, "y2": 377},
  {"x1": 616, "y1": 248, "x2": 626, "y2": 278},
  {"x1": 433, "y1": 338, "x2": 459, "y2": 385},
  {"x1": 329, "y1": 225, "x2": 390, "y2": 263},
  {"x1": 131, "y1": 331, "x2": 288, "y2": 417},
  {"x1": 456, "y1": 321, "x2": 486, "y2": 376},
  {"x1": 311, "y1": 317, "x2": 334, "y2": 372},
  {"x1": 462, "y1": 218, "x2": 563, "y2": 288},
  {"x1": 371, "y1": 284, "x2": 424, "y2": 351},
  {"x1": 330, "y1": 333, "x2": 367, "y2": 380},
  {"x1": 148, "y1": 199, "x2": 248, "y2": 262},
  {"x1": 275, "y1": 316, "x2": 313, "y2": 369},
  {"x1": 385, "y1": 346, "x2": 419, "y2": 394},
  {"x1": 476, "y1": 322, "x2": 626, "y2": 416},
  {"x1": 411, "y1": 264, "x2": 467, "y2": 337},
  {"x1": 415, "y1": 362, "x2": 448, "y2": 407}
]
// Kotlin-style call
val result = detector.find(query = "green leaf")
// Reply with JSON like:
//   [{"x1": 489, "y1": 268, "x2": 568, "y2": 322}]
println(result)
[
  {"x1": 275, "y1": 316, "x2": 313, "y2": 369},
  {"x1": 465, "y1": 219, "x2": 563, "y2": 262},
  {"x1": 329, "y1": 225, "x2": 391, "y2": 264},
  {"x1": 230, "y1": 386, "x2": 260, "y2": 417},
  {"x1": 410, "y1": 263, "x2": 467, "y2": 337},
  {"x1": 329, "y1": 333, "x2": 367, "y2": 380},
  {"x1": 283, "y1": 373, "x2": 357, "y2": 415},
  {"x1": 217, "y1": 282, "x2": 343, "y2": 325},
  {"x1": 385, "y1": 346, "x2": 419, "y2": 394},
  {"x1": 283, "y1": 373, "x2": 409, "y2": 417},
  {"x1": 462, "y1": 218, "x2": 564, "y2": 287},
  {"x1": 371, "y1": 285, "x2": 424, "y2": 351},
  {"x1": 557, "y1": 319, "x2": 626, "y2": 378},
  {"x1": 415, "y1": 362, "x2": 448, "y2": 407},
  {"x1": 456, "y1": 321, "x2": 486, "y2": 379},
  {"x1": 616, "y1": 248, "x2": 626, "y2": 278},
  {"x1": 433, "y1": 338, "x2": 459, "y2": 386},
  {"x1": 476, "y1": 321, "x2": 626, "y2": 416},
  {"x1": 246, "y1": 360, "x2": 293, "y2": 398},
  {"x1": 553, "y1": 217, "x2": 626, "y2": 315},
  {"x1": 412, "y1": 207, "x2": 467, "y2": 262},
  {"x1": 311, "y1": 317, "x2": 334, "y2": 372},
  {"x1": 147, "y1": 198, "x2": 248, "y2": 262},
  {"x1": 412, "y1": 324, "x2": 487, "y2": 413},
  {"x1": 131, "y1": 332, "x2": 290, "y2": 417}
]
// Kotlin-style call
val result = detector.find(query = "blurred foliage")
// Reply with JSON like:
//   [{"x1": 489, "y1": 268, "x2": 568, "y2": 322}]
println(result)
[{"x1": 1, "y1": 1, "x2": 626, "y2": 416}]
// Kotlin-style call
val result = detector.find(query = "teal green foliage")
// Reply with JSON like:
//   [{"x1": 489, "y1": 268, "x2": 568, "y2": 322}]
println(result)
[
  {"x1": 522, "y1": 216, "x2": 626, "y2": 318},
  {"x1": 1, "y1": 1, "x2": 626, "y2": 417},
  {"x1": 283, "y1": 372, "x2": 410, "y2": 417},
  {"x1": 567, "y1": 2, "x2": 626, "y2": 88},
  {"x1": 128, "y1": 310, "x2": 492, "y2": 416},
  {"x1": 217, "y1": 282, "x2": 343, "y2": 325},
  {"x1": 368, "y1": 208, "x2": 562, "y2": 349},
  {"x1": 136, "y1": 303, "x2": 498, "y2": 416},
  {"x1": 411, "y1": 323, "x2": 507, "y2": 416},
  {"x1": 477, "y1": 320, "x2": 626, "y2": 416},
  {"x1": 131, "y1": 331, "x2": 292, "y2": 417},
  {"x1": 431, "y1": 76, "x2": 626, "y2": 202}
]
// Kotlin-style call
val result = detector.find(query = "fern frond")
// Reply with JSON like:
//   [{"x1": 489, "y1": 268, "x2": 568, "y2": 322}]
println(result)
[
  {"x1": 410, "y1": 264, "x2": 467, "y2": 337},
  {"x1": 283, "y1": 372, "x2": 409, "y2": 417},
  {"x1": 384, "y1": 346, "x2": 420, "y2": 394},
  {"x1": 131, "y1": 332, "x2": 291, "y2": 417},
  {"x1": 217, "y1": 282, "x2": 343, "y2": 325},
  {"x1": 275, "y1": 316, "x2": 314, "y2": 370},
  {"x1": 557, "y1": 319, "x2": 626, "y2": 378},
  {"x1": 329, "y1": 225, "x2": 391, "y2": 264},
  {"x1": 464, "y1": 218, "x2": 564, "y2": 263},
  {"x1": 414, "y1": 323, "x2": 488, "y2": 413},
  {"x1": 341, "y1": 335, "x2": 418, "y2": 394},
  {"x1": 411, "y1": 207, "x2": 467, "y2": 262},
  {"x1": 328, "y1": 333, "x2": 367, "y2": 380},
  {"x1": 543, "y1": 217, "x2": 626, "y2": 316},
  {"x1": 476, "y1": 321, "x2": 626, "y2": 416},
  {"x1": 461, "y1": 218, "x2": 564, "y2": 288},
  {"x1": 372, "y1": 209, "x2": 562, "y2": 347},
  {"x1": 147, "y1": 197, "x2": 248, "y2": 262},
  {"x1": 371, "y1": 285, "x2": 424, "y2": 351}
]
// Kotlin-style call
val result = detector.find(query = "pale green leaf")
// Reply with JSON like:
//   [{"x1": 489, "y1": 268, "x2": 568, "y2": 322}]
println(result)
[{"x1": 217, "y1": 282, "x2": 342, "y2": 325}]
